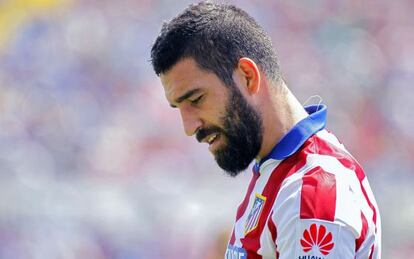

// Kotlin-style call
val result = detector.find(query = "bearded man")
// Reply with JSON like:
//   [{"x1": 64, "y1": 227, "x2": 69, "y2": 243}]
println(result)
[{"x1": 150, "y1": 2, "x2": 381, "y2": 258}]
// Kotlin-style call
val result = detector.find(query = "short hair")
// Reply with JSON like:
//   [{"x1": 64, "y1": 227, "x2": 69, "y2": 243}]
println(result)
[{"x1": 150, "y1": 1, "x2": 281, "y2": 87}]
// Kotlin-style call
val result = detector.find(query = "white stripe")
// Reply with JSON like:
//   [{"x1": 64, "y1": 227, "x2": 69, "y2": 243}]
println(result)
[
  {"x1": 355, "y1": 179, "x2": 381, "y2": 258},
  {"x1": 257, "y1": 212, "x2": 277, "y2": 257}
]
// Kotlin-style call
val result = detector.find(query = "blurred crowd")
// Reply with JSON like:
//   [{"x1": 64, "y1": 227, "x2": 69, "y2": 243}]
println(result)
[{"x1": 0, "y1": 0, "x2": 413, "y2": 258}]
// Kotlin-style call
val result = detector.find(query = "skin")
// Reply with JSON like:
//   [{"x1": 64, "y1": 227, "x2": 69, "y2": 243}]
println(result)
[{"x1": 160, "y1": 57, "x2": 309, "y2": 163}]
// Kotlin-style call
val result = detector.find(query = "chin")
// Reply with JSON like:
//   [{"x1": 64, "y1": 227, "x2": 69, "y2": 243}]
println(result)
[{"x1": 215, "y1": 154, "x2": 251, "y2": 177}]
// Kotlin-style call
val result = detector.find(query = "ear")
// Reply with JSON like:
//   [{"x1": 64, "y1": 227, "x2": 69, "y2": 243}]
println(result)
[{"x1": 237, "y1": 57, "x2": 261, "y2": 95}]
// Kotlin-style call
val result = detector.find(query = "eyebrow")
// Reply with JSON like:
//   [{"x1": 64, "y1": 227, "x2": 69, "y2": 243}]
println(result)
[{"x1": 170, "y1": 88, "x2": 202, "y2": 108}]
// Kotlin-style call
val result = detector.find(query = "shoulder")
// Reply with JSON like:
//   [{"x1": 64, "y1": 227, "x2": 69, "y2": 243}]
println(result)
[
  {"x1": 272, "y1": 130, "x2": 365, "y2": 234},
  {"x1": 270, "y1": 164, "x2": 360, "y2": 258}
]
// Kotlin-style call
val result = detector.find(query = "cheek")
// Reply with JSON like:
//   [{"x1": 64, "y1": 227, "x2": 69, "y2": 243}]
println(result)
[{"x1": 214, "y1": 107, "x2": 230, "y2": 128}]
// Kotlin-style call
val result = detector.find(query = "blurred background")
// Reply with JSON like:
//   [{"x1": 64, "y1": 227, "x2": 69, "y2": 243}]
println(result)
[{"x1": 0, "y1": 0, "x2": 413, "y2": 258}]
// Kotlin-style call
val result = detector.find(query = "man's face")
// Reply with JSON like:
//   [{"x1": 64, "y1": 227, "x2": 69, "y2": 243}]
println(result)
[{"x1": 160, "y1": 58, "x2": 263, "y2": 176}]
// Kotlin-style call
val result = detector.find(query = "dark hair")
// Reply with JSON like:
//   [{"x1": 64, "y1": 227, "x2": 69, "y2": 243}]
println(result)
[{"x1": 150, "y1": 1, "x2": 280, "y2": 87}]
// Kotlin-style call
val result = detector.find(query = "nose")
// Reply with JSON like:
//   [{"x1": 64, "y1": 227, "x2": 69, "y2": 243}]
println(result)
[{"x1": 179, "y1": 107, "x2": 202, "y2": 136}]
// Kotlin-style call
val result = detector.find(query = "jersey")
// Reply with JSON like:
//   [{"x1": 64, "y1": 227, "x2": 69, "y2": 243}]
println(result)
[{"x1": 225, "y1": 105, "x2": 381, "y2": 259}]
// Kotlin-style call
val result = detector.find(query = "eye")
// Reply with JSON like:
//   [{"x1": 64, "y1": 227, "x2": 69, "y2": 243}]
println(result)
[{"x1": 190, "y1": 95, "x2": 204, "y2": 105}]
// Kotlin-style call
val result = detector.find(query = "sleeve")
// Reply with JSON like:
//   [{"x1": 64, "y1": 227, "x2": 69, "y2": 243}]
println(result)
[{"x1": 271, "y1": 166, "x2": 361, "y2": 259}]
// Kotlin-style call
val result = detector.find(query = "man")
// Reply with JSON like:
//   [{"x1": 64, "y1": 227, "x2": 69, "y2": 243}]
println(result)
[{"x1": 150, "y1": 2, "x2": 381, "y2": 258}]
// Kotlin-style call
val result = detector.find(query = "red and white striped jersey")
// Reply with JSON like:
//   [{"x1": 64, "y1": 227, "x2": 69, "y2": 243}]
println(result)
[{"x1": 225, "y1": 105, "x2": 381, "y2": 259}]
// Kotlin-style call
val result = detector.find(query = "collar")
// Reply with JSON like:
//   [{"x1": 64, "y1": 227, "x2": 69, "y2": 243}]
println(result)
[{"x1": 253, "y1": 104, "x2": 327, "y2": 173}]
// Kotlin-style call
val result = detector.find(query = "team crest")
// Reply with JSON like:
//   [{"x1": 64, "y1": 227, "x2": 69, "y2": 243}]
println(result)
[{"x1": 244, "y1": 193, "x2": 266, "y2": 234}]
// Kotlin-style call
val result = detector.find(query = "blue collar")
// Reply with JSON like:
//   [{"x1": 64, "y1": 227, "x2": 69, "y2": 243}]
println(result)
[{"x1": 253, "y1": 104, "x2": 327, "y2": 173}]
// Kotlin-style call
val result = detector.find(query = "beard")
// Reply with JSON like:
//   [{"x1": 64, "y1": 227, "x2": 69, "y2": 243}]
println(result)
[{"x1": 196, "y1": 86, "x2": 263, "y2": 177}]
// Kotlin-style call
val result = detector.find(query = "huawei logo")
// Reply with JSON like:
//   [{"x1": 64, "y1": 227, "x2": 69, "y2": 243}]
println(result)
[{"x1": 300, "y1": 224, "x2": 334, "y2": 256}]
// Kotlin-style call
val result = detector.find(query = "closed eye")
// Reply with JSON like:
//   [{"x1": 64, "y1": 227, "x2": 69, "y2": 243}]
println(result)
[{"x1": 190, "y1": 95, "x2": 204, "y2": 105}]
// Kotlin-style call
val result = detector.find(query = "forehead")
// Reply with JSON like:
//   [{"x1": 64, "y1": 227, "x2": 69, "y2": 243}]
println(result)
[{"x1": 160, "y1": 58, "x2": 226, "y2": 102}]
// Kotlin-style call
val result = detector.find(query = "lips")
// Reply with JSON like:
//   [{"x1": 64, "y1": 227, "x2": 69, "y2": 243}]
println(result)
[
  {"x1": 207, "y1": 133, "x2": 222, "y2": 153},
  {"x1": 207, "y1": 133, "x2": 219, "y2": 144},
  {"x1": 196, "y1": 127, "x2": 221, "y2": 144}
]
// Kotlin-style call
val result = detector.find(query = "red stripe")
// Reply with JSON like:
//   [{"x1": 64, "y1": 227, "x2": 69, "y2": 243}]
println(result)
[
  {"x1": 229, "y1": 170, "x2": 260, "y2": 245},
  {"x1": 240, "y1": 149, "x2": 308, "y2": 255},
  {"x1": 267, "y1": 211, "x2": 277, "y2": 243},
  {"x1": 313, "y1": 135, "x2": 379, "y2": 256},
  {"x1": 300, "y1": 166, "x2": 336, "y2": 221},
  {"x1": 245, "y1": 251, "x2": 262, "y2": 259},
  {"x1": 369, "y1": 244, "x2": 374, "y2": 259},
  {"x1": 355, "y1": 211, "x2": 368, "y2": 251},
  {"x1": 314, "y1": 135, "x2": 378, "y2": 226},
  {"x1": 237, "y1": 172, "x2": 261, "y2": 220},
  {"x1": 267, "y1": 212, "x2": 279, "y2": 259},
  {"x1": 229, "y1": 230, "x2": 236, "y2": 247}
]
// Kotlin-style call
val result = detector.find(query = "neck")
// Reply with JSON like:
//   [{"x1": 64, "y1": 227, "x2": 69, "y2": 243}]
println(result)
[{"x1": 256, "y1": 82, "x2": 309, "y2": 160}]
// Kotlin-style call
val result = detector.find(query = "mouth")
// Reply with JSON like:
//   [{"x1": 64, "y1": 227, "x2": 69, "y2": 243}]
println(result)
[
  {"x1": 207, "y1": 133, "x2": 222, "y2": 153},
  {"x1": 197, "y1": 129, "x2": 223, "y2": 153},
  {"x1": 207, "y1": 133, "x2": 219, "y2": 145}
]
